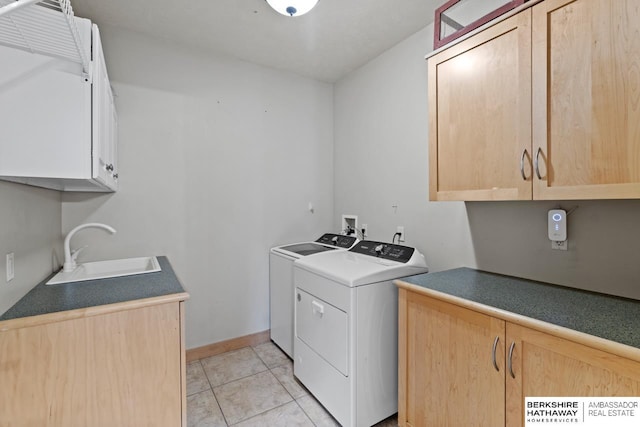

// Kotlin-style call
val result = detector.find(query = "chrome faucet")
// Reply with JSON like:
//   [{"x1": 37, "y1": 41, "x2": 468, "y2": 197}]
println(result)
[{"x1": 63, "y1": 223, "x2": 116, "y2": 272}]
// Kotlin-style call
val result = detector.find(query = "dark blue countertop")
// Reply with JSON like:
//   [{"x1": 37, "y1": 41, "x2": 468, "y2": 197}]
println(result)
[
  {"x1": 0, "y1": 256, "x2": 187, "y2": 321},
  {"x1": 397, "y1": 267, "x2": 640, "y2": 350}
]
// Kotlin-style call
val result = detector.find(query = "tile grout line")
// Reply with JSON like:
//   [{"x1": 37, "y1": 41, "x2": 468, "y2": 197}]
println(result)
[
  {"x1": 191, "y1": 343, "x2": 334, "y2": 427},
  {"x1": 198, "y1": 358, "x2": 231, "y2": 426},
  {"x1": 198, "y1": 345, "x2": 289, "y2": 426},
  {"x1": 228, "y1": 400, "x2": 304, "y2": 426},
  {"x1": 250, "y1": 344, "x2": 289, "y2": 370},
  {"x1": 209, "y1": 366, "x2": 270, "y2": 388},
  {"x1": 186, "y1": 359, "x2": 211, "y2": 397},
  {"x1": 242, "y1": 344, "x2": 311, "y2": 425},
  {"x1": 219, "y1": 369, "x2": 294, "y2": 426},
  {"x1": 261, "y1": 350, "x2": 342, "y2": 426},
  {"x1": 267, "y1": 360, "x2": 307, "y2": 401},
  {"x1": 295, "y1": 396, "x2": 320, "y2": 427},
  {"x1": 200, "y1": 346, "x2": 269, "y2": 387},
  {"x1": 250, "y1": 343, "x2": 307, "y2": 401},
  {"x1": 249, "y1": 343, "x2": 320, "y2": 425}
]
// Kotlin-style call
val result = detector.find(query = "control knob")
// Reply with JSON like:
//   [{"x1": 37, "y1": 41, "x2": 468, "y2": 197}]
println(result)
[{"x1": 375, "y1": 244, "x2": 386, "y2": 256}]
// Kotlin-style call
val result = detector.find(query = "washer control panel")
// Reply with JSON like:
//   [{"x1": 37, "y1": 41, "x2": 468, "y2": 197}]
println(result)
[
  {"x1": 349, "y1": 240, "x2": 415, "y2": 263},
  {"x1": 316, "y1": 233, "x2": 357, "y2": 248}
]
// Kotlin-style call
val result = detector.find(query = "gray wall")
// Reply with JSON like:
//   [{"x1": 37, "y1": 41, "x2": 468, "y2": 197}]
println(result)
[
  {"x1": 467, "y1": 200, "x2": 640, "y2": 299},
  {"x1": 334, "y1": 26, "x2": 477, "y2": 273},
  {"x1": 333, "y1": 24, "x2": 640, "y2": 300},
  {"x1": 61, "y1": 26, "x2": 335, "y2": 349},
  {"x1": 0, "y1": 181, "x2": 61, "y2": 314}
]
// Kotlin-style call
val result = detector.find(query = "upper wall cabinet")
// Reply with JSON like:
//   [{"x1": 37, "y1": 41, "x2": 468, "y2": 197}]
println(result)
[
  {"x1": 428, "y1": 0, "x2": 640, "y2": 201},
  {"x1": 532, "y1": 0, "x2": 640, "y2": 200},
  {"x1": 0, "y1": 2, "x2": 118, "y2": 192},
  {"x1": 428, "y1": 9, "x2": 532, "y2": 201}
]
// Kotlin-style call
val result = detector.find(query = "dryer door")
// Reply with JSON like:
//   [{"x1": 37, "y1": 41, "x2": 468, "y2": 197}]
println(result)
[{"x1": 295, "y1": 288, "x2": 348, "y2": 376}]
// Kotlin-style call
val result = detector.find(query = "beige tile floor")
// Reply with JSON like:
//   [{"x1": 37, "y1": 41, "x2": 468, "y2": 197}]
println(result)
[{"x1": 187, "y1": 341, "x2": 398, "y2": 427}]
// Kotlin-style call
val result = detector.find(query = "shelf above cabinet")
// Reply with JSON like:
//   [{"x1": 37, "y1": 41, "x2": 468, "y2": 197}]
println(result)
[{"x1": 0, "y1": 0, "x2": 90, "y2": 78}]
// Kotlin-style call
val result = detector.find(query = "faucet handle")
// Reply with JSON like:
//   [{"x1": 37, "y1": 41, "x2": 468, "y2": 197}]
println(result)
[{"x1": 71, "y1": 245, "x2": 88, "y2": 262}]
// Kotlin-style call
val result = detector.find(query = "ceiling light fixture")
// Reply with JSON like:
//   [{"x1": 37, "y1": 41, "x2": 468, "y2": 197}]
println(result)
[{"x1": 265, "y1": 0, "x2": 319, "y2": 17}]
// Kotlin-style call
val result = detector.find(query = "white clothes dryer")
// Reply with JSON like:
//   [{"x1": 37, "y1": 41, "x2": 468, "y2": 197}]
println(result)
[
  {"x1": 293, "y1": 240, "x2": 428, "y2": 427},
  {"x1": 269, "y1": 233, "x2": 358, "y2": 357}
]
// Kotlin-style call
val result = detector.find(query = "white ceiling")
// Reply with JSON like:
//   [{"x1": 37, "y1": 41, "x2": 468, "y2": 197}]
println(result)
[{"x1": 71, "y1": 0, "x2": 441, "y2": 82}]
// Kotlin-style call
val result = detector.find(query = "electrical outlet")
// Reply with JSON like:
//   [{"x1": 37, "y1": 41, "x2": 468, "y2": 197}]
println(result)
[
  {"x1": 551, "y1": 240, "x2": 567, "y2": 251},
  {"x1": 397, "y1": 226, "x2": 405, "y2": 242},
  {"x1": 361, "y1": 224, "x2": 368, "y2": 238},
  {"x1": 6, "y1": 253, "x2": 14, "y2": 282}
]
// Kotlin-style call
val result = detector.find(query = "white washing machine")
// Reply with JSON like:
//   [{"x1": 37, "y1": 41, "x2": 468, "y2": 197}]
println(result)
[
  {"x1": 293, "y1": 240, "x2": 429, "y2": 427},
  {"x1": 270, "y1": 233, "x2": 358, "y2": 357}
]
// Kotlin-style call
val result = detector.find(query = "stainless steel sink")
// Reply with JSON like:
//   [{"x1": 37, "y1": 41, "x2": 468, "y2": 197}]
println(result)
[{"x1": 46, "y1": 256, "x2": 161, "y2": 285}]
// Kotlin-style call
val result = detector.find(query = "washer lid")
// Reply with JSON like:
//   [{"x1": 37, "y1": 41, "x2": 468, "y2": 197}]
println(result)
[
  {"x1": 271, "y1": 233, "x2": 359, "y2": 258},
  {"x1": 276, "y1": 242, "x2": 338, "y2": 257}
]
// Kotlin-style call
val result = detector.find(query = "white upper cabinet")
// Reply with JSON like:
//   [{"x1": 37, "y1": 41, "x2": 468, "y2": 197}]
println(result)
[
  {"x1": 0, "y1": 4, "x2": 118, "y2": 192},
  {"x1": 91, "y1": 25, "x2": 118, "y2": 190}
]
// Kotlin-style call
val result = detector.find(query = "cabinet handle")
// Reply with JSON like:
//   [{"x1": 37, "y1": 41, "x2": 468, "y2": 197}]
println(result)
[
  {"x1": 533, "y1": 147, "x2": 543, "y2": 180},
  {"x1": 519, "y1": 149, "x2": 528, "y2": 181},
  {"x1": 113, "y1": 173, "x2": 119, "y2": 179},
  {"x1": 492, "y1": 336, "x2": 500, "y2": 372},
  {"x1": 508, "y1": 342, "x2": 516, "y2": 379},
  {"x1": 106, "y1": 163, "x2": 114, "y2": 172}
]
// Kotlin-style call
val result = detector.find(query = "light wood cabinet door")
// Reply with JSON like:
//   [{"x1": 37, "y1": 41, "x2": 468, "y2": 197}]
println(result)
[
  {"x1": 532, "y1": 0, "x2": 640, "y2": 199},
  {"x1": 505, "y1": 322, "x2": 640, "y2": 427},
  {"x1": 428, "y1": 10, "x2": 532, "y2": 201},
  {"x1": 398, "y1": 290, "x2": 506, "y2": 426},
  {"x1": 398, "y1": 286, "x2": 640, "y2": 427},
  {"x1": 0, "y1": 302, "x2": 185, "y2": 427}
]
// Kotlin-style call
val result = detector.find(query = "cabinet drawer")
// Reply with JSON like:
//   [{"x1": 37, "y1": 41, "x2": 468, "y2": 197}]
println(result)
[{"x1": 295, "y1": 288, "x2": 348, "y2": 376}]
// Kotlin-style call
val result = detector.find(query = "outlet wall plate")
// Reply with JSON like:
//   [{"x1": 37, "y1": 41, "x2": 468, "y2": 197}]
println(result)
[
  {"x1": 551, "y1": 240, "x2": 568, "y2": 251},
  {"x1": 6, "y1": 252, "x2": 14, "y2": 282}
]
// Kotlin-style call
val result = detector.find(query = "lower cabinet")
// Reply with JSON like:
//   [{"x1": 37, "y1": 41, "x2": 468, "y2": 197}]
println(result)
[
  {"x1": 398, "y1": 288, "x2": 640, "y2": 427},
  {"x1": 0, "y1": 301, "x2": 186, "y2": 427},
  {"x1": 398, "y1": 291, "x2": 505, "y2": 426},
  {"x1": 506, "y1": 323, "x2": 640, "y2": 427}
]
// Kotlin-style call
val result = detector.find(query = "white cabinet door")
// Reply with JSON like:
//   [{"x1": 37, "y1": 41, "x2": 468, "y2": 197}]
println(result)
[
  {"x1": 91, "y1": 24, "x2": 118, "y2": 190},
  {"x1": 0, "y1": 19, "x2": 117, "y2": 192},
  {"x1": 0, "y1": 45, "x2": 91, "y2": 180}
]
